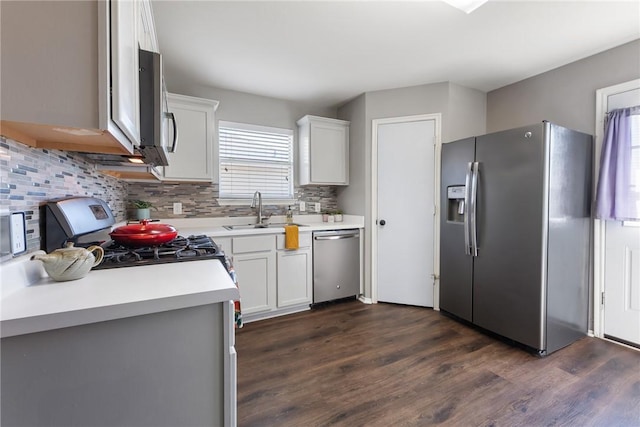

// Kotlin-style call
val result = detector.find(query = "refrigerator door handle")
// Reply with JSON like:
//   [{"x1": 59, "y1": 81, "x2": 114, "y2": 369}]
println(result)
[
  {"x1": 470, "y1": 161, "x2": 479, "y2": 257},
  {"x1": 463, "y1": 162, "x2": 473, "y2": 255}
]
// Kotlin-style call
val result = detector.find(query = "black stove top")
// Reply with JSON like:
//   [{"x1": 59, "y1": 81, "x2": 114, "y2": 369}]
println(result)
[{"x1": 93, "y1": 235, "x2": 227, "y2": 270}]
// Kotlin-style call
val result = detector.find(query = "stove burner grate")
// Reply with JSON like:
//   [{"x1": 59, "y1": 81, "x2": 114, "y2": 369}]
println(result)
[{"x1": 93, "y1": 235, "x2": 226, "y2": 270}]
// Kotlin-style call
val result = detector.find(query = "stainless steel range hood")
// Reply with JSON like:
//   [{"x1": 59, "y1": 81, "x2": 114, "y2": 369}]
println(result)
[
  {"x1": 97, "y1": 165, "x2": 162, "y2": 181},
  {"x1": 86, "y1": 154, "x2": 162, "y2": 181}
]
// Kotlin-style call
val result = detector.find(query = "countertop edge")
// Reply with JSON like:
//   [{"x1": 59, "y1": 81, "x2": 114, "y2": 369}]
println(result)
[
  {"x1": 2, "y1": 259, "x2": 239, "y2": 338},
  {"x1": 1, "y1": 289, "x2": 238, "y2": 338}
]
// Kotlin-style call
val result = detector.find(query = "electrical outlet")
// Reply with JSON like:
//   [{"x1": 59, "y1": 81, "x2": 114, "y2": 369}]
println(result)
[
  {"x1": 299, "y1": 201, "x2": 306, "y2": 212},
  {"x1": 10, "y1": 212, "x2": 26, "y2": 255},
  {"x1": 314, "y1": 202, "x2": 321, "y2": 213},
  {"x1": 173, "y1": 202, "x2": 183, "y2": 215}
]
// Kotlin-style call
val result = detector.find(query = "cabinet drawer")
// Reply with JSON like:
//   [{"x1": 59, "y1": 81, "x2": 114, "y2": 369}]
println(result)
[
  {"x1": 232, "y1": 235, "x2": 275, "y2": 253},
  {"x1": 276, "y1": 233, "x2": 312, "y2": 250}
]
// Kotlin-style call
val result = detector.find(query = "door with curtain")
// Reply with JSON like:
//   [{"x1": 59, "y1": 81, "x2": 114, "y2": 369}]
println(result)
[
  {"x1": 376, "y1": 116, "x2": 436, "y2": 307},
  {"x1": 597, "y1": 82, "x2": 640, "y2": 347}
]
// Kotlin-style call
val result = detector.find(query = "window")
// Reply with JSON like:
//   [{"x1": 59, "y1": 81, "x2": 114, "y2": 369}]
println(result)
[{"x1": 218, "y1": 121, "x2": 294, "y2": 201}]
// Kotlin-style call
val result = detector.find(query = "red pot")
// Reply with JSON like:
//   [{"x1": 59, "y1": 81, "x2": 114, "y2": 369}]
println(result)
[{"x1": 110, "y1": 219, "x2": 178, "y2": 247}]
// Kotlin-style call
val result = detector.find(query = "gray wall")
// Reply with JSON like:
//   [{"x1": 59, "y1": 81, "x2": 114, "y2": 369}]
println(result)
[
  {"x1": 337, "y1": 82, "x2": 487, "y2": 298},
  {"x1": 335, "y1": 93, "x2": 366, "y2": 217},
  {"x1": 448, "y1": 83, "x2": 488, "y2": 142},
  {"x1": 165, "y1": 81, "x2": 336, "y2": 139},
  {"x1": 487, "y1": 39, "x2": 640, "y2": 134}
]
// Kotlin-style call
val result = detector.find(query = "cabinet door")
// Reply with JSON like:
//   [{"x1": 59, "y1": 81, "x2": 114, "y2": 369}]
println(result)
[
  {"x1": 163, "y1": 94, "x2": 218, "y2": 182},
  {"x1": 138, "y1": 0, "x2": 158, "y2": 52},
  {"x1": 110, "y1": 0, "x2": 140, "y2": 145},
  {"x1": 310, "y1": 121, "x2": 348, "y2": 184},
  {"x1": 277, "y1": 249, "x2": 312, "y2": 308},
  {"x1": 233, "y1": 252, "x2": 276, "y2": 315}
]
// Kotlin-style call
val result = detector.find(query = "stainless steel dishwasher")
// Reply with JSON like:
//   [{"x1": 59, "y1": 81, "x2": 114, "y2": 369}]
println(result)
[{"x1": 313, "y1": 229, "x2": 360, "y2": 304}]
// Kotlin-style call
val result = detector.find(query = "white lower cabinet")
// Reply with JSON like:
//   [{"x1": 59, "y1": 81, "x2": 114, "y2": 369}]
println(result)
[
  {"x1": 233, "y1": 252, "x2": 276, "y2": 316},
  {"x1": 276, "y1": 233, "x2": 312, "y2": 308},
  {"x1": 276, "y1": 250, "x2": 311, "y2": 307},
  {"x1": 230, "y1": 236, "x2": 276, "y2": 317},
  {"x1": 218, "y1": 232, "x2": 312, "y2": 322}
]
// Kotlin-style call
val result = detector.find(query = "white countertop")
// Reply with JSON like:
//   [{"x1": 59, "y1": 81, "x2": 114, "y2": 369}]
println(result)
[
  {"x1": 156, "y1": 214, "x2": 364, "y2": 238},
  {"x1": 1, "y1": 214, "x2": 363, "y2": 338},
  {"x1": 1, "y1": 255, "x2": 238, "y2": 338}
]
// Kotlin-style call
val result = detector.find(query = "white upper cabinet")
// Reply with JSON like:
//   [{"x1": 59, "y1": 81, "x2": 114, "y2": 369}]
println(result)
[
  {"x1": 110, "y1": 0, "x2": 140, "y2": 147},
  {"x1": 0, "y1": 0, "x2": 146, "y2": 156},
  {"x1": 297, "y1": 115, "x2": 350, "y2": 186},
  {"x1": 138, "y1": 0, "x2": 159, "y2": 53},
  {"x1": 162, "y1": 94, "x2": 219, "y2": 182}
]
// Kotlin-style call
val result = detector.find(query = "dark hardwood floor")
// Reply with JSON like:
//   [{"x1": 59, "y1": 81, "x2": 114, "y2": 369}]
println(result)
[{"x1": 236, "y1": 300, "x2": 640, "y2": 426}]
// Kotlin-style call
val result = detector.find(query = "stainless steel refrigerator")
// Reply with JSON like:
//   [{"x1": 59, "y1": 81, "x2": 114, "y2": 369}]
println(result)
[{"x1": 440, "y1": 121, "x2": 592, "y2": 355}]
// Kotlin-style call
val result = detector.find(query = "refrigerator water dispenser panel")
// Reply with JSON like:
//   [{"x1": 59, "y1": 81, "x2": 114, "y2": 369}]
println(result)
[{"x1": 447, "y1": 185, "x2": 466, "y2": 223}]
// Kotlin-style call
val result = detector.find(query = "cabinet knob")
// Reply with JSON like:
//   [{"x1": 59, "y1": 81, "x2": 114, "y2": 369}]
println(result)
[{"x1": 379, "y1": 219, "x2": 386, "y2": 226}]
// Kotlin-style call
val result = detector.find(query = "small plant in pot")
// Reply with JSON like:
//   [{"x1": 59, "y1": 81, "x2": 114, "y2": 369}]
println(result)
[
  {"x1": 334, "y1": 209, "x2": 343, "y2": 222},
  {"x1": 131, "y1": 200, "x2": 154, "y2": 220},
  {"x1": 322, "y1": 210, "x2": 332, "y2": 222}
]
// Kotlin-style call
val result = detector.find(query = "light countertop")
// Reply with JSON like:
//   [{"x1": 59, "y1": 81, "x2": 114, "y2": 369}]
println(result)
[
  {"x1": 154, "y1": 214, "x2": 364, "y2": 238},
  {"x1": 1, "y1": 256, "x2": 238, "y2": 338},
  {"x1": 1, "y1": 214, "x2": 364, "y2": 338}
]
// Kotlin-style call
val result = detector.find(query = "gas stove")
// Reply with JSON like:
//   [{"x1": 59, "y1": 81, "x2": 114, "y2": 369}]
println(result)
[
  {"x1": 93, "y1": 234, "x2": 228, "y2": 270},
  {"x1": 42, "y1": 197, "x2": 230, "y2": 272}
]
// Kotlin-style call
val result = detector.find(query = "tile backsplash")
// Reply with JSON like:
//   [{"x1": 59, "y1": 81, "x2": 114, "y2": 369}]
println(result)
[
  {"x1": 1, "y1": 136, "x2": 339, "y2": 256},
  {"x1": 0, "y1": 137, "x2": 128, "y2": 253},
  {"x1": 126, "y1": 182, "x2": 338, "y2": 219}
]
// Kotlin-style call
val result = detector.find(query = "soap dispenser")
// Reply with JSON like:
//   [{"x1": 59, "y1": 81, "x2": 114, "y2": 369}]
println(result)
[{"x1": 286, "y1": 205, "x2": 294, "y2": 224}]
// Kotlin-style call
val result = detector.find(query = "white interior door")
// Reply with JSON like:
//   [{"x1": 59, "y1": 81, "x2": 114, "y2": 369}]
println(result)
[
  {"x1": 376, "y1": 117, "x2": 436, "y2": 307},
  {"x1": 602, "y1": 86, "x2": 640, "y2": 346}
]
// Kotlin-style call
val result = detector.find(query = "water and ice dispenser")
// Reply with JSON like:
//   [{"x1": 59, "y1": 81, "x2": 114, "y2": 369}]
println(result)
[{"x1": 446, "y1": 185, "x2": 466, "y2": 223}]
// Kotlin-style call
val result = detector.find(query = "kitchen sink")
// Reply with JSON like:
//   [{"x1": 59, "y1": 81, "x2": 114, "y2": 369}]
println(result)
[{"x1": 223, "y1": 223, "x2": 306, "y2": 230}]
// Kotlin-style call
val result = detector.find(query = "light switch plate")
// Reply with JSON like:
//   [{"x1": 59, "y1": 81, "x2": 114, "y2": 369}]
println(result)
[
  {"x1": 173, "y1": 202, "x2": 182, "y2": 215},
  {"x1": 10, "y1": 212, "x2": 26, "y2": 255},
  {"x1": 314, "y1": 202, "x2": 321, "y2": 212},
  {"x1": 299, "y1": 201, "x2": 306, "y2": 212}
]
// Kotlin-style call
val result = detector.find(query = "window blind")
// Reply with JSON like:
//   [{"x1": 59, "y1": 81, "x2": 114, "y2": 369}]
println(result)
[{"x1": 219, "y1": 121, "x2": 294, "y2": 199}]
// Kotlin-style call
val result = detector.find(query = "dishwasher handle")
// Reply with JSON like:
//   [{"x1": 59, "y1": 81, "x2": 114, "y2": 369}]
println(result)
[{"x1": 314, "y1": 234, "x2": 358, "y2": 241}]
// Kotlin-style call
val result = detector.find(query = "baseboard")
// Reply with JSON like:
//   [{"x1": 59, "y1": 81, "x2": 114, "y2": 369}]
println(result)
[{"x1": 358, "y1": 296, "x2": 373, "y2": 304}]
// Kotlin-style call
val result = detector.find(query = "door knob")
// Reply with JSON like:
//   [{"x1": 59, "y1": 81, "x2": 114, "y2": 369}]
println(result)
[{"x1": 379, "y1": 219, "x2": 386, "y2": 226}]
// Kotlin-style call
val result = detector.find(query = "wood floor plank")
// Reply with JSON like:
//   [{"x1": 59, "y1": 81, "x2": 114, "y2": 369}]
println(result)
[{"x1": 237, "y1": 301, "x2": 640, "y2": 426}]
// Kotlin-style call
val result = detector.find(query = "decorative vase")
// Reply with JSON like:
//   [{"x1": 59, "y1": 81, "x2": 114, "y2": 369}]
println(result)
[{"x1": 136, "y1": 208, "x2": 151, "y2": 220}]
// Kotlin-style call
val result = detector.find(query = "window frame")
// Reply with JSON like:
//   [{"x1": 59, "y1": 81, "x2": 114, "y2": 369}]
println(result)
[{"x1": 217, "y1": 120, "x2": 296, "y2": 206}]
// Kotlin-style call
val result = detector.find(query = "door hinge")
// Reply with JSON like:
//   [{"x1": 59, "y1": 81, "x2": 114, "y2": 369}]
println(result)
[
  {"x1": 601, "y1": 292, "x2": 605, "y2": 306},
  {"x1": 433, "y1": 204, "x2": 437, "y2": 216}
]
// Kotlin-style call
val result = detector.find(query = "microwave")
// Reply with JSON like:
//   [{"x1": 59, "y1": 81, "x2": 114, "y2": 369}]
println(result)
[{"x1": 138, "y1": 49, "x2": 177, "y2": 166}]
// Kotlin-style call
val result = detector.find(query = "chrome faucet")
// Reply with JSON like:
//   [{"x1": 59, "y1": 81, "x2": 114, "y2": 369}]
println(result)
[{"x1": 251, "y1": 191, "x2": 264, "y2": 226}]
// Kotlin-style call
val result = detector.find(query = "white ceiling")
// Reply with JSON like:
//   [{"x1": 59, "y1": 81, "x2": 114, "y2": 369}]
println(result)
[{"x1": 151, "y1": 0, "x2": 640, "y2": 108}]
